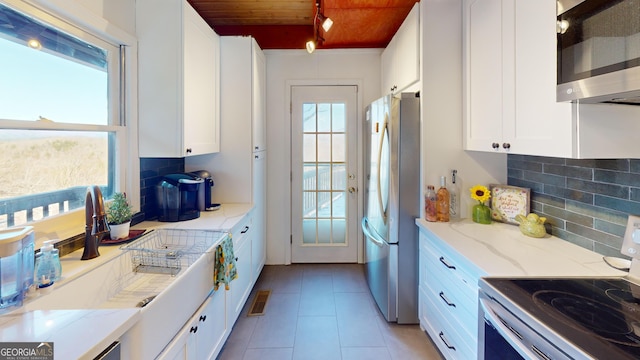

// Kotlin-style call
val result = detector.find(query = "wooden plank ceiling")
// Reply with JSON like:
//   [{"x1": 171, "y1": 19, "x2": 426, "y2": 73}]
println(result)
[{"x1": 187, "y1": 0, "x2": 419, "y2": 50}]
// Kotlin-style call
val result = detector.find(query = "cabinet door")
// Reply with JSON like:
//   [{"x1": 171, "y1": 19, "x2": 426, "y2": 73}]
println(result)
[
  {"x1": 137, "y1": 0, "x2": 220, "y2": 158},
  {"x1": 380, "y1": 40, "x2": 395, "y2": 95},
  {"x1": 252, "y1": 153, "x2": 266, "y2": 281},
  {"x1": 392, "y1": 2, "x2": 420, "y2": 92},
  {"x1": 463, "y1": 0, "x2": 504, "y2": 152},
  {"x1": 252, "y1": 39, "x2": 267, "y2": 152},
  {"x1": 381, "y1": 3, "x2": 420, "y2": 95},
  {"x1": 195, "y1": 291, "x2": 227, "y2": 360},
  {"x1": 505, "y1": 0, "x2": 573, "y2": 157},
  {"x1": 464, "y1": 0, "x2": 574, "y2": 156},
  {"x1": 228, "y1": 232, "x2": 252, "y2": 323},
  {"x1": 157, "y1": 315, "x2": 194, "y2": 360},
  {"x1": 183, "y1": 3, "x2": 220, "y2": 156}
]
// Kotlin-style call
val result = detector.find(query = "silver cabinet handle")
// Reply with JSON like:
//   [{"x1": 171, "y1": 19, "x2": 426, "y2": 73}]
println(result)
[{"x1": 439, "y1": 292, "x2": 456, "y2": 307}]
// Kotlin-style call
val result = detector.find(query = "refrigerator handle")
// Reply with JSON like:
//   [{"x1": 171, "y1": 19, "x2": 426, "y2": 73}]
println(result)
[
  {"x1": 377, "y1": 114, "x2": 388, "y2": 222},
  {"x1": 361, "y1": 218, "x2": 385, "y2": 248}
]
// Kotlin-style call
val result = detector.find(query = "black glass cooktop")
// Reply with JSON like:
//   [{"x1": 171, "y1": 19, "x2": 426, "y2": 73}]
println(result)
[{"x1": 485, "y1": 278, "x2": 640, "y2": 359}]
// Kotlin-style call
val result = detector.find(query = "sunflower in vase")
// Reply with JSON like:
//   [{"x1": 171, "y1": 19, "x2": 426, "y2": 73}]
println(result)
[{"x1": 469, "y1": 185, "x2": 492, "y2": 224}]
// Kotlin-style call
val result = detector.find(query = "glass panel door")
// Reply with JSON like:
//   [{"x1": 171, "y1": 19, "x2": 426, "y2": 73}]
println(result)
[{"x1": 292, "y1": 85, "x2": 358, "y2": 263}]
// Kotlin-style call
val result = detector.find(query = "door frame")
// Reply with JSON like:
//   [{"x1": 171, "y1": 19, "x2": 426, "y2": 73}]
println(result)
[{"x1": 285, "y1": 79, "x2": 365, "y2": 264}]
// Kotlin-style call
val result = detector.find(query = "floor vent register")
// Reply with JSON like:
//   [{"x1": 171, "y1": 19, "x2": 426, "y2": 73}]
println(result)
[{"x1": 248, "y1": 290, "x2": 271, "y2": 316}]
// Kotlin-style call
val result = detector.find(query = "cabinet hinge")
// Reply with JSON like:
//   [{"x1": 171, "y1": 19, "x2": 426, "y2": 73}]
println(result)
[{"x1": 290, "y1": 235, "x2": 293, "y2": 244}]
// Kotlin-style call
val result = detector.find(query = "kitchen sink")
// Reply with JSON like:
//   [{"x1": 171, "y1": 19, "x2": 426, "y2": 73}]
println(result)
[{"x1": 23, "y1": 228, "x2": 228, "y2": 359}]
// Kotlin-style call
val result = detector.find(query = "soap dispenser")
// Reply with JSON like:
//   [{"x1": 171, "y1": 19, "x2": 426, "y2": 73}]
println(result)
[{"x1": 34, "y1": 240, "x2": 61, "y2": 289}]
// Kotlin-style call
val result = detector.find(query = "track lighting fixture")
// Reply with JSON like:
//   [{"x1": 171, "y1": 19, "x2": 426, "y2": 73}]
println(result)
[
  {"x1": 319, "y1": 14, "x2": 333, "y2": 32},
  {"x1": 306, "y1": 40, "x2": 315, "y2": 54},
  {"x1": 305, "y1": 0, "x2": 333, "y2": 54}
]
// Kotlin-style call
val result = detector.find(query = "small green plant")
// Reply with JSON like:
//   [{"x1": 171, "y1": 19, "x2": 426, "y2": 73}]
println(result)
[{"x1": 106, "y1": 192, "x2": 133, "y2": 225}]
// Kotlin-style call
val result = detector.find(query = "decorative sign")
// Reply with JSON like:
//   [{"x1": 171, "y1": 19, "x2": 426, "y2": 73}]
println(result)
[{"x1": 489, "y1": 185, "x2": 530, "y2": 225}]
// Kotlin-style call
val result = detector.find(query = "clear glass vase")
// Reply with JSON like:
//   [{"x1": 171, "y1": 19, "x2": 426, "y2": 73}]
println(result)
[{"x1": 472, "y1": 204, "x2": 492, "y2": 224}]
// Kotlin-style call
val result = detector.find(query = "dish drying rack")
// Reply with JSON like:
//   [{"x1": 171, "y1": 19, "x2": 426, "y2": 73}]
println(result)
[{"x1": 121, "y1": 229, "x2": 227, "y2": 276}]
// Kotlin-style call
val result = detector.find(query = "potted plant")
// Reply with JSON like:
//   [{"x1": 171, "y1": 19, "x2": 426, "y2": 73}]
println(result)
[{"x1": 106, "y1": 192, "x2": 133, "y2": 240}]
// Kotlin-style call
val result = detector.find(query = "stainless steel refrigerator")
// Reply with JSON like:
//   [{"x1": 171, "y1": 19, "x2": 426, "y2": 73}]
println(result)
[{"x1": 362, "y1": 92, "x2": 420, "y2": 324}]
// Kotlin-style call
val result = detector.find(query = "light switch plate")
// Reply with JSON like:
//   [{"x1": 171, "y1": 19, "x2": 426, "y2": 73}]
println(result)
[{"x1": 621, "y1": 215, "x2": 640, "y2": 258}]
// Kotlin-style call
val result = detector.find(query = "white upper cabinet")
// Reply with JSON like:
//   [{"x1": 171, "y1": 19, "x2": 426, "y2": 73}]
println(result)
[
  {"x1": 252, "y1": 42, "x2": 267, "y2": 152},
  {"x1": 463, "y1": 0, "x2": 640, "y2": 159},
  {"x1": 381, "y1": 2, "x2": 420, "y2": 95},
  {"x1": 137, "y1": 0, "x2": 220, "y2": 158},
  {"x1": 463, "y1": 0, "x2": 573, "y2": 157}
]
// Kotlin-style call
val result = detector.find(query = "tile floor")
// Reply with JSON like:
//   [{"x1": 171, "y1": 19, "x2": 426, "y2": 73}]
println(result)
[{"x1": 217, "y1": 264, "x2": 443, "y2": 360}]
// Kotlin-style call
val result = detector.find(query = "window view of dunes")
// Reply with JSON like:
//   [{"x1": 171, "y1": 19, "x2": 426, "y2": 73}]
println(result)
[
  {"x1": 0, "y1": 5, "x2": 113, "y2": 229},
  {"x1": 0, "y1": 131, "x2": 109, "y2": 228}
]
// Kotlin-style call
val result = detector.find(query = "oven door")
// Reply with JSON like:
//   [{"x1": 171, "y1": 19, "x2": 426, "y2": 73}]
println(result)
[{"x1": 478, "y1": 291, "x2": 572, "y2": 360}]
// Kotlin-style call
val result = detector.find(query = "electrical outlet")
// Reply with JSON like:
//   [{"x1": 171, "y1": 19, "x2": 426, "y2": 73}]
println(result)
[{"x1": 621, "y1": 215, "x2": 640, "y2": 258}]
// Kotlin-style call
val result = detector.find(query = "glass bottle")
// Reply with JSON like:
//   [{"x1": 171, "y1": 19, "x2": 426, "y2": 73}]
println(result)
[
  {"x1": 424, "y1": 185, "x2": 437, "y2": 222},
  {"x1": 449, "y1": 170, "x2": 460, "y2": 220},
  {"x1": 436, "y1": 176, "x2": 450, "y2": 222},
  {"x1": 34, "y1": 240, "x2": 61, "y2": 289}
]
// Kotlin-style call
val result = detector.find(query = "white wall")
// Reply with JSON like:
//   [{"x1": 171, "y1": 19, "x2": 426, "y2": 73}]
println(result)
[
  {"x1": 78, "y1": 0, "x2": 135, "y2": 34},
  {"x1": 264, "y1": 49, "x2": 382, "y2": 265},
  {"x1": 419, "y1": 0, "x2": 506, "y2": 218}
]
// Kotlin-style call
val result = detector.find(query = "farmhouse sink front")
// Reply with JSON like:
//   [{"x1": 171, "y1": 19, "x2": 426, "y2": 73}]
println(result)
[{"x1": 24, "y1": 229, "x2": 228, "y2": 359}]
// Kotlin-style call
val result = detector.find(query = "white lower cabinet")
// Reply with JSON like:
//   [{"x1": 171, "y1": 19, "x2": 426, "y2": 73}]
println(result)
[
  {"x1": 158, "y1": 289, "x2": 226, "y2": 360},
  {"x1": 418, "y1": 228, "x2": 485, "y2": 359},
  {"x1": 158, "y1": 212, "x2": 258, "y2": 360},
  {"x1": 227, "y1": 219, "x2": 253, "y2": 324}
]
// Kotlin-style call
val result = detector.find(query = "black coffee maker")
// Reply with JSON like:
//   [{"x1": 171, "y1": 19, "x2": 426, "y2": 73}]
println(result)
[
  {"x1": 188, "y1": 170, "x2": 217, "y2": 211},
  {"x1": 156, "y1": 173, "x2": 203, "y2": 222}
]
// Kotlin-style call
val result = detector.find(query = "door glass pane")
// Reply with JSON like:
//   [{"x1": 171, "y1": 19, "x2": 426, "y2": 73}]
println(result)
[
  {"x1": 332, "y1": 104, "x2": 345, "y2": 132},
  {"x1": 303, "y1": 103, "x2": 316, "y2": 132},
  {"x1": 303, "y1": 164, "x2": 316, "y2": 190},
  {"x1": 317, "y1": 164, "x2": 331, "y2": 190},
  {"x1": 332, "y1": 164, "x2": 346, "y2": 190},
  {"x1": 303, "y1": 134, "x2": 316, "y2": 162},
  {"x1": 332, "y1": 134, "x2": 345, "y2": 162},
  {"x1": 303, "y1": 191, "x2": 315, "y2": 218},
  {"x1": 332, "y1": 219, "x2": 346, "y2": 244},
  {"x1": 332, "y1": 192, "x2": 345, "y2": 217},
  {"x1": 317, "y1": 103, "x2": 331, "y2": 132},
  {"x1": 318, "y1": 191, "x2": 331, "y2": 217},
  {"x1": 317, "y1": 219, "x2": 331, "y2": 244},
  {"x1": 317, "y1": 134, "x2": 331, "y2": 162},
  {"x1": 299, "y1": 100, "x2": 348, "y2": 246},
  {"x1": 303, "y1": 219, "x2": 316, "y2": 244}
]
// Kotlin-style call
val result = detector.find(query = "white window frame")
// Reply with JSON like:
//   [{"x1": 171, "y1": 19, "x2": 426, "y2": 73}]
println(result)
[{"x1": 0, "y1": 0, "x2": 139, "y2": 245}]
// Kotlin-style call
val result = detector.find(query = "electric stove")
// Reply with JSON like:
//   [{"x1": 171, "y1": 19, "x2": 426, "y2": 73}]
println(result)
[{"x1": 481, "y1": 277, "x2": 640, "y2": 359}]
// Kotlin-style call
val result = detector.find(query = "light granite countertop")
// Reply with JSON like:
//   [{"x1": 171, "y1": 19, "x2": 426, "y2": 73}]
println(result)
[
  {"x1": 1, "y1": 203, "x2": 253, "y2": 360},
  {"x1": 416, "y1": 218, "x2": 627, "y2": 278}
]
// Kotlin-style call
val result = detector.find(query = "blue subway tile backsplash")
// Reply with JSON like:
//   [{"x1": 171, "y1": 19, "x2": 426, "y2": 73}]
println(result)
[
  {"x1": 507, "y1": 155, "x2": 640, "y2": 257},
  {"x1": 139, "y1": 157, "x2": 184, "y2": 220}
]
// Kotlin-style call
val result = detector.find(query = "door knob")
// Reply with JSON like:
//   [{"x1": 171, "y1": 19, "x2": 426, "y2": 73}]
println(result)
[{"x1": 348, "y1": 187, "x2": 357, "y2": 194}]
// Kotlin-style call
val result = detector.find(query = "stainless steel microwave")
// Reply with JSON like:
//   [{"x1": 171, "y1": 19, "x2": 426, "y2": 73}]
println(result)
[{"x1": 557, "y1": 0, "x2": 640, "y2": 104}]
